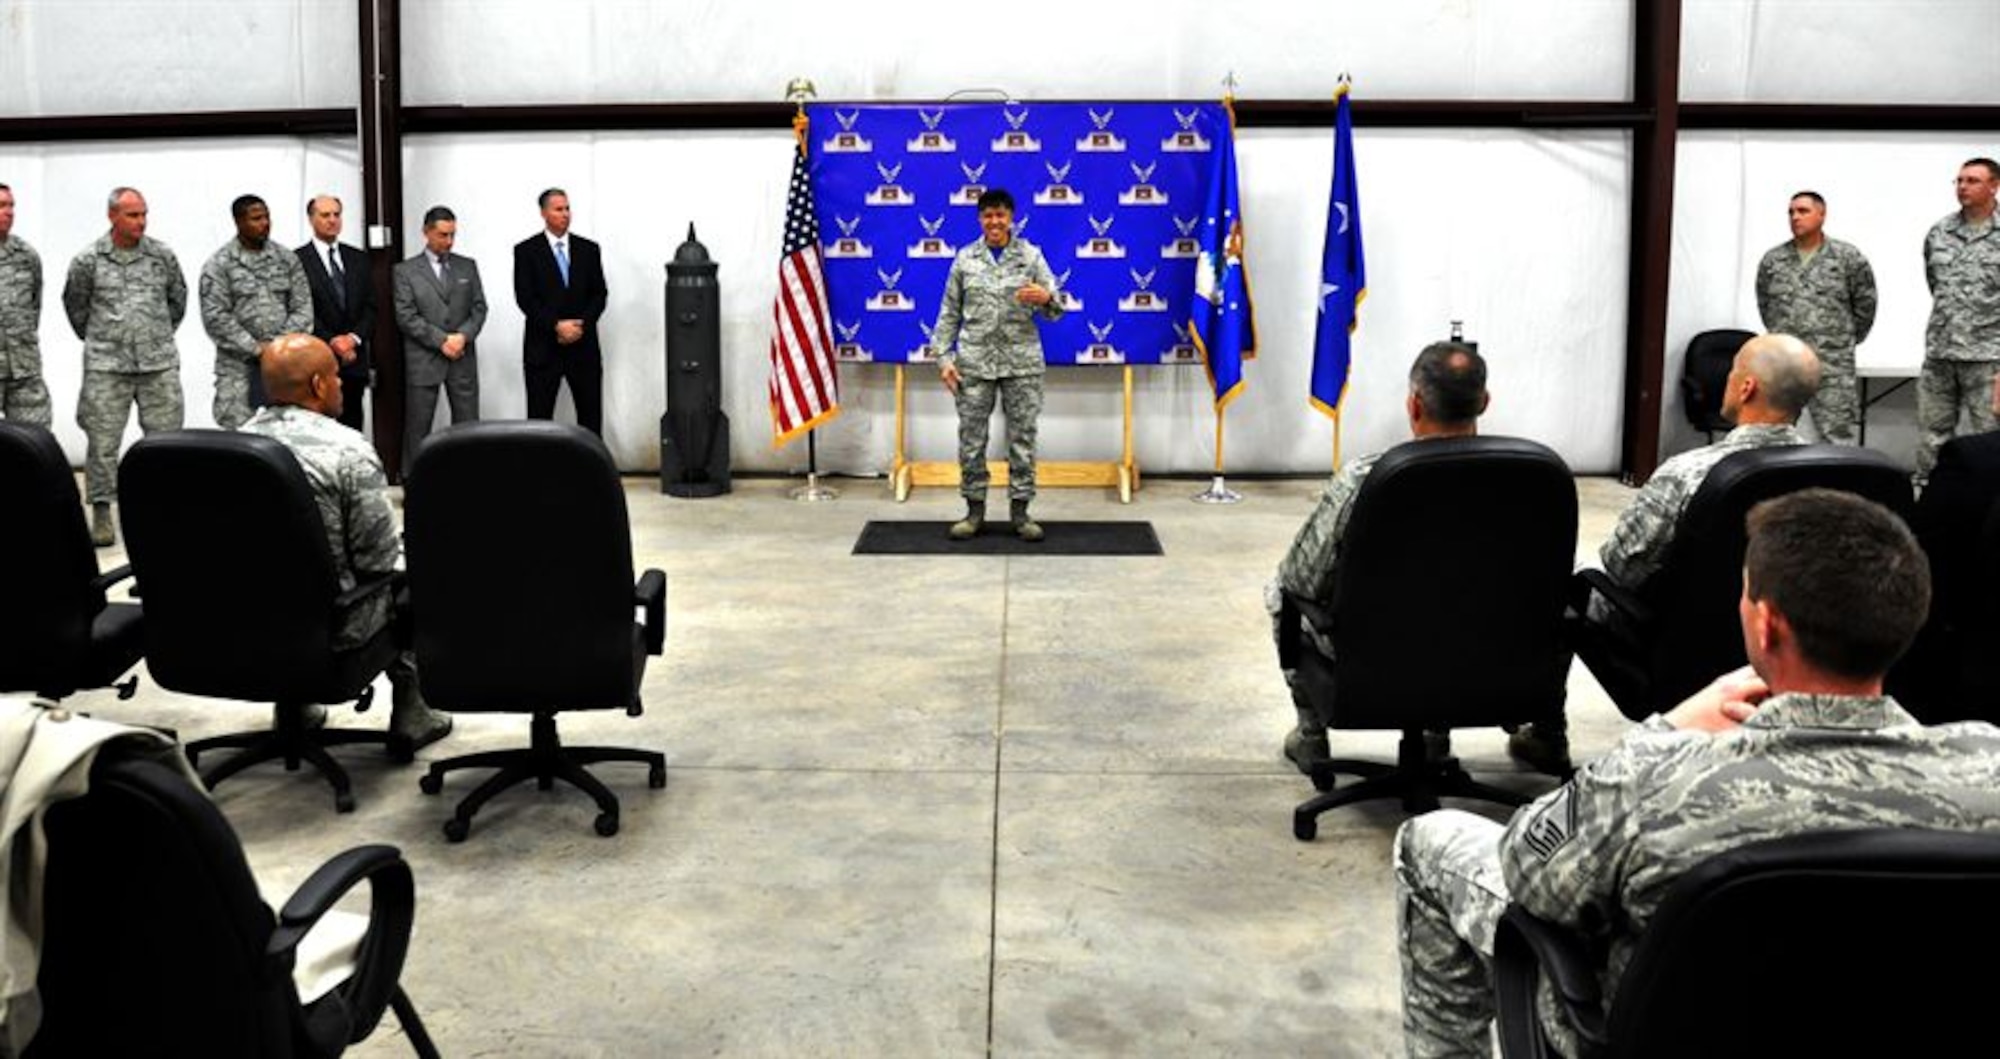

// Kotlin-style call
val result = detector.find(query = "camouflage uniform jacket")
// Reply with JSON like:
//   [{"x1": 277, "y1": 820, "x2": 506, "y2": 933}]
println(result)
[
  {"x1": 1754, "y1": 237, "x2": 1877, "y2": 360},
  {"x1": 1276, "y1": 450, "x2": 1386, "y2": 606},
  {"x1": 200, "y1": 239, "x2": 312, "y2": 366},
  {"x1": 61, "y1": 234, "x2": 187, "y2": 373},
  {"x1": 1598, "y1": 423, "x2": 1807, "y2": 591},
  {"x1": 0, "y1": 236, "x2": 40, "y2": 380},
  {"x1": 241, "y1": 404, "x2": 398, "y2": 649},
  {"x1": 929, "y1": 236, "x2": 1064, "y2": 380},
  {"x1": 1924, "y1": 211, "x2": 2000, "y2": 362},
  {"x1": 1502, "y1": 693, "x2": 2000, "y2": 1051}
]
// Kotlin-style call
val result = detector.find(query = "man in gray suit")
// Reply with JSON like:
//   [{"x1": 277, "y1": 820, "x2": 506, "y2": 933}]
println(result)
[{"x1": 392, "y1": 205, "x2": 486, "y2": 475}]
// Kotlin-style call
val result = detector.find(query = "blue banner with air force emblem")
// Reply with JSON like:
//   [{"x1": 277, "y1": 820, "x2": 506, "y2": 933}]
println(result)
[{"x1": 807, "y1": 102, "x2": 1232, "y2": 367}]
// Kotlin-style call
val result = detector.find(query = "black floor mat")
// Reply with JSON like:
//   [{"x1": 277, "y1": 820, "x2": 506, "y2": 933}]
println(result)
[{"x1": 852, "y1": 521, "x2": 1163, "y2": 556}]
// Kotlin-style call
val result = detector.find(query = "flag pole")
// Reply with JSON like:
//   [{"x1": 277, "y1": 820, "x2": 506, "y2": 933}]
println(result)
[
  {"x1": 784, "y1": 81, "x2": 839, "y2": 502},
  {"x1": 1193, "y1": 76, "x2": 1244, "y2": 506}
]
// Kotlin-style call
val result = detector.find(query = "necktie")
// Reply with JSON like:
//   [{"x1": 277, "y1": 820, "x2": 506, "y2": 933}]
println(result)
[
  {"x1": 555, "y1": 240, "x2": 570, "y2": 288},
  {"x1": 327, "y1": 247, "x2": 347, "y2": 310},
  {"x1": 436, "y1": 255, "x2": 450, "y2": 284}
]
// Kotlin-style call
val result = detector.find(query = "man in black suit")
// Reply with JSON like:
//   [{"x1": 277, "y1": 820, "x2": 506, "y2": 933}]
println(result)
[
  {"x1": 296, "y1": 195, "x2": 375, "y2": 432},
  {"x1": 513, "y1": 188, "x2": 608, "y2": 435}
]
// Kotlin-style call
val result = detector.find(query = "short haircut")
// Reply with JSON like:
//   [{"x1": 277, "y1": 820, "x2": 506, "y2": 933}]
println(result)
[
  {"x1": 0, "y1": 183, "x2": 11, "y2": 195},
  {"x1": 1964, "y1": 158, "x2": 2000, "y2": 181},
  {"x1": 422, "y1": 205, "x2": 456, "y2": 229},
  {"x1": 230, "y1": 194, "x2": 266, "y2": 221},
  {"x1": 107, "y1": 187, "x2": 140, "y2": 210},
  {"x1": 1407, "y1": 341, "x2": 1487, "y2": 424},
  {"x1": 1743, "y1": 338, "x2": 1820, "y2": 418},
  {"x1": 976, "y1": 187, "x2": 1015, "y2": 214},
  {"x1": 538, "y1": 187, "x2": 567, "y2": 209},
  {"x1": 1790, "y1": 190, "x2": 1825, "y2": 208},
  {"x1": 1745, "y1": 489, "x2": 1930, "y2": 680},
  {"x1": 307, "y1": 194, "x2": 341, "y2": 214}
]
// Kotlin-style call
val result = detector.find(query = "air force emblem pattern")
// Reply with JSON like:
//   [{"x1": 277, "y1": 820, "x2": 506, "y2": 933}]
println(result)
[{"x1": 807, "y1": 101, "x2": 1232, "y2": 366}]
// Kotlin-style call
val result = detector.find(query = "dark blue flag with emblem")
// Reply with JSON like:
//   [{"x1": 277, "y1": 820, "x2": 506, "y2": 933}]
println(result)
[
  {"x1": 1189, "y1": 109, "x2": 1255, "y2": 409},
  {"x1": 1311, "y1": 81, "x2": 1365, "y2": 418}
]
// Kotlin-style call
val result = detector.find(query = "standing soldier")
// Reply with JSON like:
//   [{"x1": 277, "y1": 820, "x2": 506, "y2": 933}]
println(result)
[
  {"x1": 0, "y1": 183, "x2": 52, "y2": 426},
  {"x1": 63, "y1": 187, "x2": 186, "y2": 547},
  {"x1": 201, "y1": 194, "x2": 311, "y2": 429},
  {"x1": 1918, "y1": 157, "x2": 2000, "y2": 482},
  {"x1": 1755, "y1": 190, "x2": 1876, "y2": 445}
]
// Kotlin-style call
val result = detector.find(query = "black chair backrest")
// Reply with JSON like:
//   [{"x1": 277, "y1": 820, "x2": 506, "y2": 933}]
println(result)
[
  {"x1": 1678, "y1": 329, "x2": 1752, "y2": 432},
  {"x1": 118, "y1": 430, "x2": 343, "y2": 699},
  {"x1": 0, "y1": 423, "x2": 104, "y2": 693},
  {"x1": 29, "y1": 754, "x2": 299, "y2": 1058},
  {"x1": 1640, "y1": 444, "x2": 1911, "y2": 715},
  {"x1": 405, "y1": 421, "x2": 640, "y2": 711},
  {"x1": 1896, "y1": 433, "x2": 2000, "y2": 722},
  {"x1": 1604, "y1": 828, "x2": 2000, "y2": 1058},
  {"x1": 1325, "y1": 436, "x2": 1577, "y2": 728}
]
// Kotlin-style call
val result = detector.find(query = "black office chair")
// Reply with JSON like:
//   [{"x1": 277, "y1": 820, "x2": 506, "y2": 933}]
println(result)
[
  {"x1": 404, "y1": 421, "x2": 667, "y2": 841},
  {"x1": 119, "y1": 430, "x2": 409, "y2": 812},
  {"x1": 1892, "y1": 432, "x2": 2000, "y2": 723},
  {"x1": 1279, "y1": 436, "x2": 1576, "y2": 841},
  {"x1": 0, "y1": 421, "x2": 142, "y2": 701},
  {"x1": 1493, "y1": 828, "x2": 2000, "y2": 1059},
  {"x1": 27, "y1": 748, "x2": 439, "y2": 1058},
  {"x1": 1572, "y1": 446, "x2": 1912, "y2": 721},
  {"x1": 1677, "y1": 328, "x2": 1753, "y2": 441}
]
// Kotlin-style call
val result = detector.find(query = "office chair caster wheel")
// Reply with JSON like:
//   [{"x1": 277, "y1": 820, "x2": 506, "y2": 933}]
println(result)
[
  {"x1": 1309, "y1": 764, "x2": 1335, "y2": 793},
  {"x1": 419, "y1": 773, "x2": 443, "y2": 795},
  {"x1": 594, "y1": 812, "x2": 619, "y2": 837},
  {"x1": 334, "y1": 792, "x2": 355, "y2": 814},
  {"x1": 443, "y1": 817, "x2": 470, "y2": 843},
  {"x1": 648, "y1": 764, "x2": 667, "y2": 789},
  {"x1": 1293, "y1": 811, "x2": 1318, "y2": 842}
]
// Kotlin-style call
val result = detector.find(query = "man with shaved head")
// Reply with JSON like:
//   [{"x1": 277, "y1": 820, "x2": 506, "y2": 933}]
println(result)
[{"x1": 241, "y1": 333, "x2": 452, "y2": 749}]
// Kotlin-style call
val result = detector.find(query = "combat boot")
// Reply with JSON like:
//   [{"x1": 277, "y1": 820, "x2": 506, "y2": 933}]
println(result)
[
  {"x1": 949, "y1": 499, "x2": 986, "y2": 540},
  {"x1": 1010, "y1": 499, "x2": 1044, "y2": 543},
  {"x1": 1507, "y1": 718, "x2": 1574, "y2": 777},
  {"x1": 90, "y1": 503, "x2": 115, "y2": 548}
]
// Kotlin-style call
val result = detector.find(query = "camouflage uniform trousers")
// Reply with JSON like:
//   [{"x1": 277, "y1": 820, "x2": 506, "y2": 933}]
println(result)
[
  {"x1": 1, "y1": 373, "x2": 52, "y2": 427},
  {"x1": 212, "y1": 357, "x2": 259, "y2": 430},
  {"x1": 1806, "y1": 344, "x2": 1860, "y2": 445},
  {"x1": 76, "y1": 368, "x2": 183, "y2": 504},
  {"x1": 1915, "y1": 358, "x2": 2000, "y2": 481},
  {"x1": 956, "y1": 373, "x2": 1042, "y2": 502},
  {"x1": 1395, "y1": 808, "x2": 1511, "y2": 1059}
]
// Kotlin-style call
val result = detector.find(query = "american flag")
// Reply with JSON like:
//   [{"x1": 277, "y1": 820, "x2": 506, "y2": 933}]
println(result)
[{"x1": 768, "y1": 138, "x2": 841, "y2": 445}]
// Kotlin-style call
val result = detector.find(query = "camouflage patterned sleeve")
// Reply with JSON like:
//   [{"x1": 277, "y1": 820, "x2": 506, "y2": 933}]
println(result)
[
  {"x1": 1598, "y1": 466, "x2": 1694, "y2": 589},
  {"x1": 1924, "y1": 226, "x2": 1941, "y2": 295},
  {"x1": 24, "y1": 244, "x2": 41, "y2": 317},
  {"x1": 1754, "y1": 248, "x2": 1778, "y2": 332},
  {"x1": 341, "y1": 447, "x2": 402, "y2": 578},
  {"x1": 162, "y1": 246, "x2": 188, "y2": 326},
  {"x1": 61, "y1": 251, "x2": 93, "y2": 340},
  {"x1": 930, "y1": 255, "x2": 966, "y2": 364},
  {"x1": 1029, "y1": 245, "x2": 1064, "y2": 322},
  {"x1": 1275, "y1": 458, "x2": 1368, "y2": 603},
  {"x1": 282, "y1": 250, "x2": 313, "y2": 336},
  {"x1": 1848, "y1": 247, "x2": 1878, "y2": 344},
  {"x1": 200, "y1": 254, "x2": 261, "y2": 360}
]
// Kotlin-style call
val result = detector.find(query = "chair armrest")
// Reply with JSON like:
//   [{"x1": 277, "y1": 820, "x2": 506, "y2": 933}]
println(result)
[
  {"x1": 268, "y1": 843, "x2": 416, "y2": 1043},
  {"x1": 635, "y1": 568, "x2": 667, "y2": 656},
  {"x1": 334, "y1": 571, "x2": 398, "y2": 611},
  {"x1": 1276, "y1": 590, "x2": 1335, "y2": 670},
  {"x1": 1572, "y1": 568, "x2": 1652, "y2": 628},
  {"x1": 90, "y1": 564, "x2": 134, "y2": 594},
  {"x1": 1493, "y1": 906, "x2": 1610, "y2": 1058}
]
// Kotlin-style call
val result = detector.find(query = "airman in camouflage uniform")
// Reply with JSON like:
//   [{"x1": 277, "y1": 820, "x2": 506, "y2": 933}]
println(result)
[
  {"x1": 1395, "y1": 490, "x2": 2000, "y2": 1059},
  {"x1": 62, "y1": 187, "x2": 186, "y2": 546},
  {"x1": 931, "y1": 189, "x2": 1063, "y2": 541},
  {"x1": 1917, "y1": 158, "x2": 2000, "y2": 483},
  {"x1": 0, "y1": 183, "x2": 52, "y2": 427},
  {"x1": 200, "y1": 194, "x2": 312, "y2": 429},
  {"x1": 241, "y1": 333, "x2": 451, "y2": 746},
  {"x1": 1754, "y1": 191, "x2": 1876, "y2": 444},
  {"x1": 1586, "y1": 333, "x2": 1816, "y2": 622}
]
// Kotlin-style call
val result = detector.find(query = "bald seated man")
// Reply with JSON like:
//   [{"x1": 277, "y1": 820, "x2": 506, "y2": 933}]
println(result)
[
  {"x1": 241, "y1": 333, "x2": 452, "y2": 748},
  {"x1": 1581, "y1": 332, "x2": 1822, "y2": 625}
]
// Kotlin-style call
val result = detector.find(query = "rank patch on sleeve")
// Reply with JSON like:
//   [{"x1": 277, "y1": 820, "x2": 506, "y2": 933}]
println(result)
[{"x1": 1520, "y1": 786, "x2": 1576, "y2": 862}]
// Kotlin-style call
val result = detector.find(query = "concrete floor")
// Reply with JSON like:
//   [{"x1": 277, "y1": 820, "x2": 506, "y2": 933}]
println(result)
[{"x1": 76, "y1": 472, "x2": 1638, "y2": 1057}]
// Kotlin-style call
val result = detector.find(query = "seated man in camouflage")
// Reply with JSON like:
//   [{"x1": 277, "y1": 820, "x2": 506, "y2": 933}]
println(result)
[
  {"x1": 242, "y1": 333, "x2": 452, "y2": 748},
  {"x1": 1394, "y1": 489, "x2": 2000, "y2": 1058},
  {"x1": 1268, "y1": 341, "x2": 1570, "y2": 777}
]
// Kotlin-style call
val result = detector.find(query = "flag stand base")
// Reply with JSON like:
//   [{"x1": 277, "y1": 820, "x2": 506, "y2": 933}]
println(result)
[
  {"x1": 1191, "y1": 475, "x2": 1242, "y2": 504},
  {"x1": 889, "y1": 365, "x2": 1139, "y2": 503},
  {"x1": 790, "y1": 473, "x2": 840, "y2": 502}
]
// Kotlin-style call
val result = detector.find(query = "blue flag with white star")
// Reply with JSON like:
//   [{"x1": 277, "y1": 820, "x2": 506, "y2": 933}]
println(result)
[
  {"x1": 1311, "y1": 83, "x2": 1365, "y2": 418},
  {"x1": 1189, "y1": 113, "x2": 1255, "y2": 409}
]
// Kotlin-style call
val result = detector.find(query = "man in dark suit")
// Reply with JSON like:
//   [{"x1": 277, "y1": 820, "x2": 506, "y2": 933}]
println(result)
[
  {"x1": 296, "y1": 195, "x2": 375, "y2": 432},
  {"x1": 392, "y1": 205, "x2": 485, "y2": 475},
  {"x1": 512, "y1": 187, "x2": 608, "y2": 435}
]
